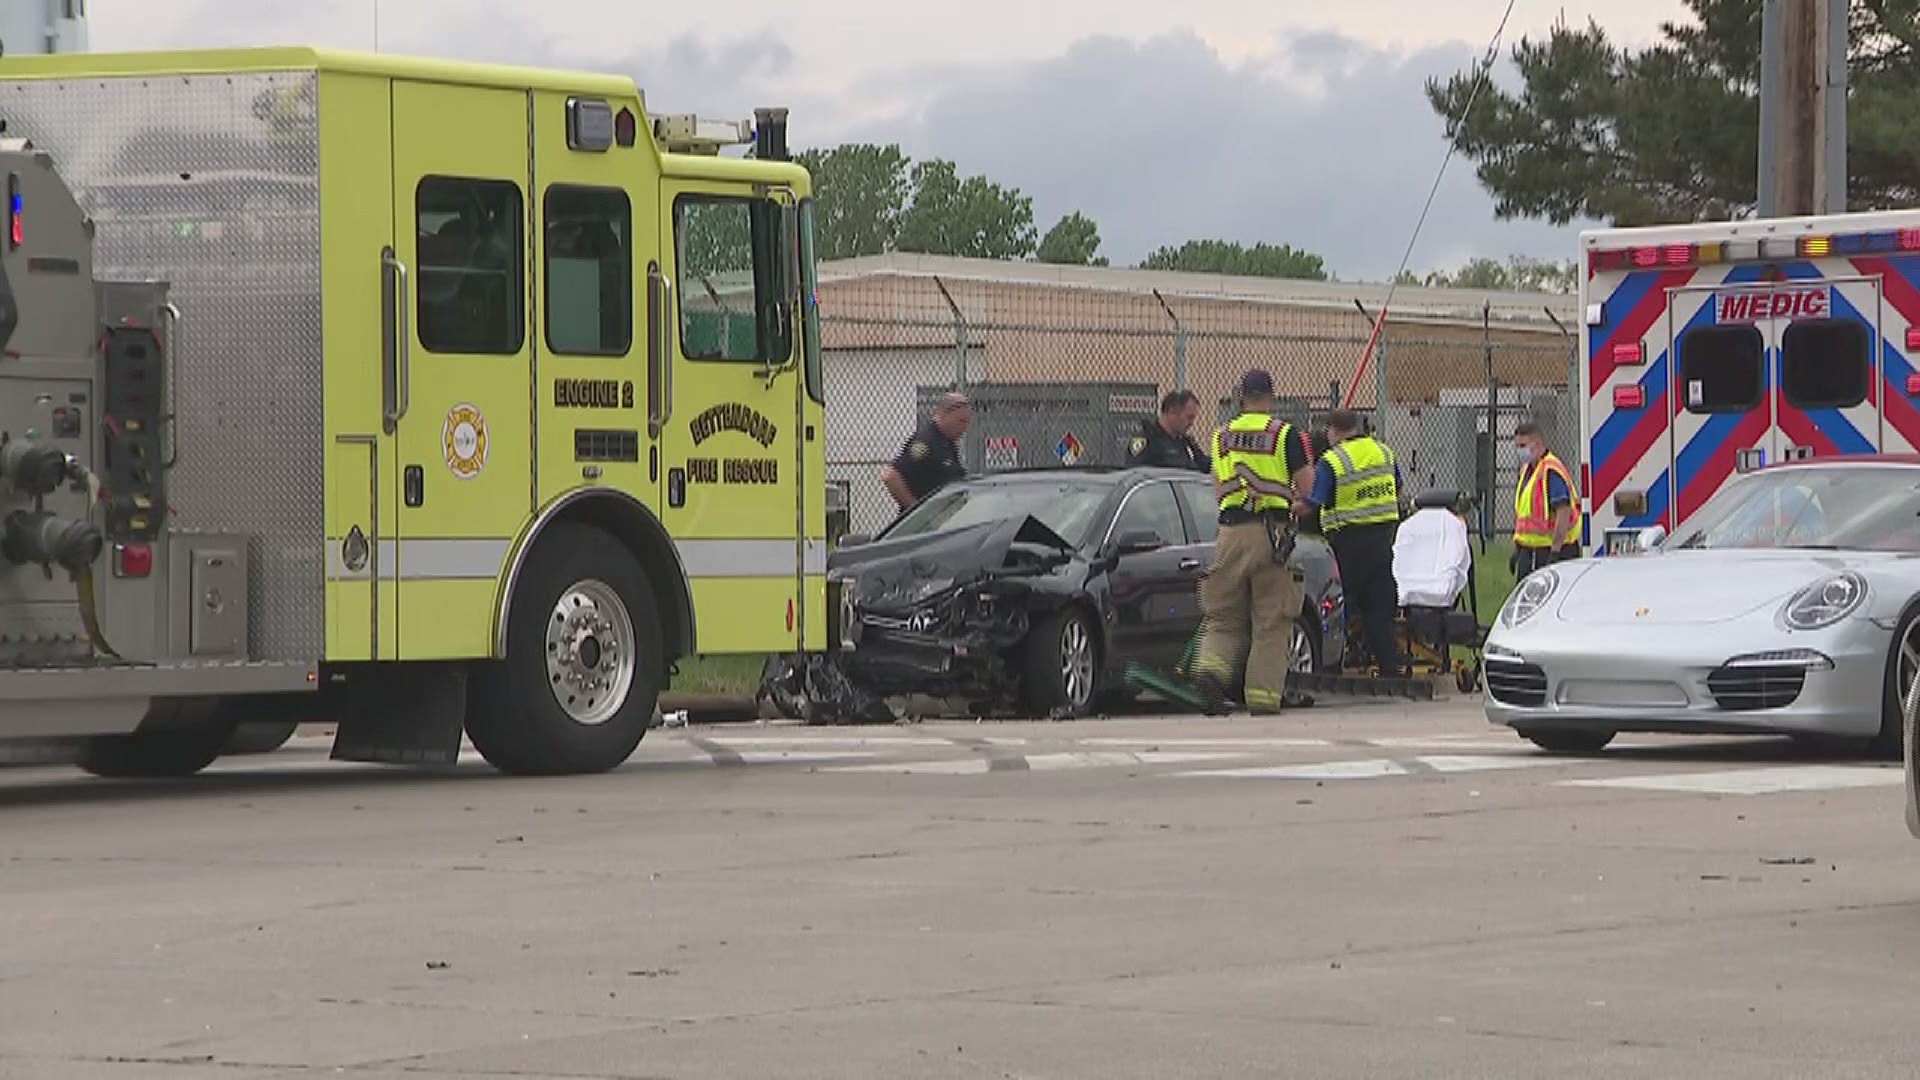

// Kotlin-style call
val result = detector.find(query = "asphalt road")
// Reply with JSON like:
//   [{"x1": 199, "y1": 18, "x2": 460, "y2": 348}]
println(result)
[{"x1": 4, "y1": 698, "x2": 1920, "y2": 1079}]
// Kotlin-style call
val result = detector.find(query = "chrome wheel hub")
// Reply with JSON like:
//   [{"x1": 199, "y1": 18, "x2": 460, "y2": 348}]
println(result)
[
  {"x1": 545, "y1": 579, "x2": 636, "y2": 726},
  {"x1": 1060, "y1": 619, "x2": 1095, "y2": 707},
  {"x1": 1290, "y1": 623, "x2": 1314, "y2": 672}
]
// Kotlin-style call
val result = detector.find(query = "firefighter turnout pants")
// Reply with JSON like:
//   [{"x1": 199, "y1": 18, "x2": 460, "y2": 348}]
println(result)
[{"x1": 1192, "y1": 520, "x2": 1304, "y2": 712}]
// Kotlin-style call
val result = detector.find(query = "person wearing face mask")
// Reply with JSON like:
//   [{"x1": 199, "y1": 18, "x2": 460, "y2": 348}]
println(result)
[{"x1": 1511, "y1": 421, "x2": 1578, "y2": 580}]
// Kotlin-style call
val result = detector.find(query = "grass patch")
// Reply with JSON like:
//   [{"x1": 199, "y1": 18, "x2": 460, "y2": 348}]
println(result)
[
  {"x1": 1470, "y1": 540, "x2": 1517, "y2": 618},
  {"x1": 670, "y1": 654, "x2": 767, "y2": 697}
]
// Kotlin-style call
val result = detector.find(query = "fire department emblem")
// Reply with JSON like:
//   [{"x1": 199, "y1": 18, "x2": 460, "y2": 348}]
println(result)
[{"x1": 442, "y1": 402, "x2": 489, "y2": 479}]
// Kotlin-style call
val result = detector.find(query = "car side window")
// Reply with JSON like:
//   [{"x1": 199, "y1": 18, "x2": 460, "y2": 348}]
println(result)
[
  {"x1": 1113, "y1": 482, "x2": 1186, "y2": 547},
  {"x1": 1174, "y1": 480, "x2": 1218, "y2": 545}
]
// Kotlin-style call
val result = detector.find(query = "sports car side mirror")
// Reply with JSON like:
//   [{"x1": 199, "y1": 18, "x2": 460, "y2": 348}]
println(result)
[
  {"x1": 839, "y1": 533, "x2": 872, "y2": 549},
  {"x1": 1113, "y1": 529, "x2": 1166, "y2": 555},
  {"x1": 1636, "y1": 525, "x2": 1667, "y2": 552}
]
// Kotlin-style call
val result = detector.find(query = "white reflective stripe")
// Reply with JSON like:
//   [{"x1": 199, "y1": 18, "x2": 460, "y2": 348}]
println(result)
[
  {"x1": 676, "y1": 538, "x2": 820, "y2": 579},
  {"x1": 327, "y1": 537, "x2": 826, "y2": 582},
  {"x1": 325, "y1": 538, "x2": 512, "y2": 581}
]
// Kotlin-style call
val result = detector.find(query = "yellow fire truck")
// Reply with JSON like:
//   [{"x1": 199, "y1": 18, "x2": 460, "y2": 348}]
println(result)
[{"x1": 0, "y1": 47, "x2": 826, "y2": 776}]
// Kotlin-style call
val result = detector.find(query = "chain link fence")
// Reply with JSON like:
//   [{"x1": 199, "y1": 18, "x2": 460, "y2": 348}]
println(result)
[{"x1": 817, "y1": 266, "x2": 1582, "y2": 545}]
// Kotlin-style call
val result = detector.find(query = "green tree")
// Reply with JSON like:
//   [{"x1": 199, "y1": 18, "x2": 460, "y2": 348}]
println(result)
[
  {"x1": 895, "y1": 159, "x2": 1039, "y2": 260},
  {"x1": 1036, "y1": 211, "x2": 1108, "y2": 265},
  {"x1": 793, "y1": 143, "x2": 910, "y2": 259},
  {"x1": 1425, "y1": 0, "x2": 1920, "y2": 227},
  {"x1": 1138, "y1": 239, "x2": 1330, "y2": 280},
  {"x1": 1417, "y1": 254, "x2": 1578, "y2": 293}
]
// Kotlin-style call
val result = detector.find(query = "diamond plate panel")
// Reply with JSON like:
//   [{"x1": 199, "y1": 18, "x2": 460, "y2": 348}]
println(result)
[{"x1": 0, "y1": 72, "x2": 326, "y2": 660}]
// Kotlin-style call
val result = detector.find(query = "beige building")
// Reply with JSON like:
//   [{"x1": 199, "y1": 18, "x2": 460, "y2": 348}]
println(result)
[
  {"x1": 813, "y1": 253, "x2": 1586, "y2": 537},
  {"x1": 815, "y1": 252, "x2": 1580, "y2": 408}
]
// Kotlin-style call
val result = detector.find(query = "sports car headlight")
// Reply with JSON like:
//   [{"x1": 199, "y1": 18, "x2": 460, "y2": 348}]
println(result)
[
  {"x1": 1782, "y1": 572, "x2": 1867, "y2": 631},
  {"x1": 1500, "y1": 568, "x2": 1559, "y2": 629}
]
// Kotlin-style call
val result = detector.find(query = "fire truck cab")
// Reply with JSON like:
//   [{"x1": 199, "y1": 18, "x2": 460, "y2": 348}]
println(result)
[
  {"x1": 1581, "y1": 210, "x2": 1920, "y2": 555},
  {"x1": 0, "y1": 48, "x2": 826, "y2": 776}
]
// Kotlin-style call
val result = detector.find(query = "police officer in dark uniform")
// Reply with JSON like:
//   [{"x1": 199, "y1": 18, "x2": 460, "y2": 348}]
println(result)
[
  {"x1": 881, "y1": 392, "x2": 971, "y2": 512},
  {"x1": 1126, "y1": 390, "x2": 1209, "y2": 471}
]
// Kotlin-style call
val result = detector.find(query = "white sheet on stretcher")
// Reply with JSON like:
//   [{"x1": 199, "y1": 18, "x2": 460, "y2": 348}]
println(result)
[{"x1": 1394, "y1": 507, "x2": 1471, "y2": 609}]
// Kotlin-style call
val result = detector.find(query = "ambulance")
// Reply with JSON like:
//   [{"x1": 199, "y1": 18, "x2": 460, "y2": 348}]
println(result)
[
  {"x1": 1581, "y1": 210, "x2": 1920, "y2": 555},
  {"x1": 0, "y1": 48, "x2": 826, "y2": 777}
]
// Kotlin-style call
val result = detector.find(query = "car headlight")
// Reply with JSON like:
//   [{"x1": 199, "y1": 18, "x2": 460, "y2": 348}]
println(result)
[
  {"x1": 1782, "y1": 572, "x2": 1867, "y2": 631},
  {"x1": 1500, "y1": 568, "x2": 1559, "y2": 629}
]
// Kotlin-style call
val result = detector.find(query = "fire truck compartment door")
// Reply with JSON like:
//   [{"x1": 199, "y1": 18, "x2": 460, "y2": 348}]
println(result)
[{"x1": 388, "y1": 81, "x2": 533, "y2": 659}]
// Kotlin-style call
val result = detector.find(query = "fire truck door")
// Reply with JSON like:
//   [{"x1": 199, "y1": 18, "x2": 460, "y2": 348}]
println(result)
[
  {"x1": 654, "y1": 180, "x2": 803, "y2": 653},
  {"x1": 388, "y1": 81, "x2": 534, "y2": 658},
  {"x1": 1667, "y1": 281, "x2": 1776, "y2": 528},
  {"x1": 1773, "y1": 276, "x2": 1882, "y2": 461}
]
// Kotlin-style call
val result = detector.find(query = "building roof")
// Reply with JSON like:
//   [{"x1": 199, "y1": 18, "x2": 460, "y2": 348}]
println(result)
[{"x1": 816, "y1": 252, "x2": 1579, "y2": 333}]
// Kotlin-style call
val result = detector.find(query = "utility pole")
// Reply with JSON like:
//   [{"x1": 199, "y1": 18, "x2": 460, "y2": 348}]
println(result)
[{"x1": 1758, "y1": 0, "x2": 1848, "y2": 217}]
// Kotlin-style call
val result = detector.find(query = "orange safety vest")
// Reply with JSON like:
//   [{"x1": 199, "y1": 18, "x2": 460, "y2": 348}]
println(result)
[{"x1": 1514, "y1": 452, "x2": 1575, "y2": 549}]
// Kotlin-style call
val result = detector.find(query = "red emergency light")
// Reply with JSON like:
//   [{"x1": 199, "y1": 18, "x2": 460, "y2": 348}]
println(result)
[
  {"x1": 1609, "y1": 342, "x2": 1645, "y2": 365},
  {"x1": 1589, "y1": 227, "x2": 1920, "y2": 274},
  {"x1": 1613, "y1": 385, "x2": 1646, "y2": 409},
  {"x1": 1907, "y1": 374, "x2": 1920, "y2": 397},
  {"x1": 113, "y1": 544, "x2": 152, "y2": 578},
  {"x1": 1905, "y1": 327, "x2": 1920, "y2": 351}
]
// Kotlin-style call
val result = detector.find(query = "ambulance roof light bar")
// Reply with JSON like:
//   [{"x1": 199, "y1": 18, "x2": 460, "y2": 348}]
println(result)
[
  {"x1": 652, "y1": 114, "x2": 755, "y2": 156},
  {"x1": 1589, "y1": 227, "x2": 1920, "y2": 274}
]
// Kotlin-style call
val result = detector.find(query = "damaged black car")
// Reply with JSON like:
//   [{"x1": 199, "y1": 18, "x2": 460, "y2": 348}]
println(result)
[{"x1": 819, "y1": 466, "x2": 1345, "y2": 718}]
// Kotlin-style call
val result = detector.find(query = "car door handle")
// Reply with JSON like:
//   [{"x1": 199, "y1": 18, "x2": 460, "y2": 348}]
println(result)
[{"x1": 1179, "y1": 557, "x2": 1203, "y2": 571}]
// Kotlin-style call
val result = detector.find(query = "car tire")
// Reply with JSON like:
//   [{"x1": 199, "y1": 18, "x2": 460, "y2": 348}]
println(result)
[
  {"x1": 466, "y1": 523, "x2": 660, "y2": 776},
  {"x1": 1517, "y1": 727, "x2": 1614, "y2": 754},
  {"x1": 1020, "y1": 607, "x2": 1100, "y2": 718},
  {"x1": 1873, "y1": 604, "x2": 1920, "y2": 760}
]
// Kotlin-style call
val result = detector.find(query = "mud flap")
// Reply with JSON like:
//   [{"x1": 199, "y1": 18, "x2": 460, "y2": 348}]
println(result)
[{"x1": 330, "y1": 662, "x2": 467, "y2": 766}]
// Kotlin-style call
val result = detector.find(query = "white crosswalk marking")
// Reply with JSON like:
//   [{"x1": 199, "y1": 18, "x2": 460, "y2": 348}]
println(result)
[
  {"x1": 700, "y1": 736, "x2": 959, "y2": 747},
  {"x1": 823, "y1": 750, "x2": 1251, "y2": 776},
  {"x1": 1417, "y1": 754, "x2": 1554, "y2": 773},
  {"x1": 1174, "y1": 758, "x2": 1411, "y2": 780},
  {"x1": 1078, "y1": 737, "x2": 1333, "y2": 748},
  {"x1": 1561, "y1": 765, "x2": 1903, "y2": 795},
  {"x1": 1170, "y1": 753, "x2": 1555, "y2": 781}
]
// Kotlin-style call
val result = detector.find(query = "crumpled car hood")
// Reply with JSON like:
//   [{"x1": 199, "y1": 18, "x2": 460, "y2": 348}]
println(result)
[{"x1": 830, "y1": 516, "x2": 1077, "y2": 615}]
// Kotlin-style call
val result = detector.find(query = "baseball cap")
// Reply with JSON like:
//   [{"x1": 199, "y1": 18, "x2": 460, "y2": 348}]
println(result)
[{"x1": 1238, "y1": 369, "x2": 1275, "y2": 397}]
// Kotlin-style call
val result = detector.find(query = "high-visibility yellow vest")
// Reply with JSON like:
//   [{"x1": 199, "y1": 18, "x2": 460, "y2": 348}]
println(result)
[
  {"x1": 1210, "y1": 412, "x2": 1298, "y2": 513},
  {"x1": 1514, "y1": 452, "x2": 1576, "y2": 548},
  {"x1": 1322, "y1": 435, "x2": 1400, "y2": 533}
]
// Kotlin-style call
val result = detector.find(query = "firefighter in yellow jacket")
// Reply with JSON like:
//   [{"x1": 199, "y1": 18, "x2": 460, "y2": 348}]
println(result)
[{"x1": 1190, "y1": 370, "x2": 1314, "y2": 714}]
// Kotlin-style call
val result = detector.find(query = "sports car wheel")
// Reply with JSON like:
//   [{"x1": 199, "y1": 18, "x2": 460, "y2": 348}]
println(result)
[
  {"x1": 1517, "y1": 727, "x2": 1614, "y2": 754},
  {"x1": 1874, "y1": 606, "x2": 1920, "y2": 759},
  {"x1": 1021, "y1": 608, "x2": 1099, "y2": 718}
]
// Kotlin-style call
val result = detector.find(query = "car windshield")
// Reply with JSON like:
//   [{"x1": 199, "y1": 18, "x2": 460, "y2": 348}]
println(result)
[
  {"x1": 1668, "y1": 467, "x2": 1920, "y2": 552},
  {"x1": 885, "y1": 479, "x2": 1109, "y2": 547}
]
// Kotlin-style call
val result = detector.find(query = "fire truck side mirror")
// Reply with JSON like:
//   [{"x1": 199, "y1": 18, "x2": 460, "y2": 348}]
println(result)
[{"x1": 777, "y1": 200, "x2": 799, "y2": 304}]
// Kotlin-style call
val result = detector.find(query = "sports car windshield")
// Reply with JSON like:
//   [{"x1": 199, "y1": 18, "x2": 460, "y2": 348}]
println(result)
[
  {"x1": 1669, "y1": 468, "x2": 1920, "y2": 552},
  {"x1": 885, "y1": 481, "x2": 1109, "y2": 547}
]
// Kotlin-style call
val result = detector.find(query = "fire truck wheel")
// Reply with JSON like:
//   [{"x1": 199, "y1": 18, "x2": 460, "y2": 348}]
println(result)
[
  {"x1": 78, "y1": 700, "x2": 236, "y2": 779},
  {"x1": 467, "y1": 523, "x2": 661, "y2": 775}
]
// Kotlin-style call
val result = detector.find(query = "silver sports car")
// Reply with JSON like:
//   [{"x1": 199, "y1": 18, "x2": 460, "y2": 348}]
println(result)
[{"x1": 1484, "y1": 458, "x2": 1920, "y2": 757}]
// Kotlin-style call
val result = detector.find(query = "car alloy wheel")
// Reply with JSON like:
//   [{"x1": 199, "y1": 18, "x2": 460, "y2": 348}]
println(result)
[
  {"x1": 1060, "y1": 617, "x2": 1096, "y2": 708},
  {"x1": 1900, "y1": 617, "x2": 1920, "y2": 714},
  {"x1": 1289, "y1": 621, "x2": 1315, "y2": 673},
  {"x1": 545, "y1": 578, "x2": 637, "y2": 726}
]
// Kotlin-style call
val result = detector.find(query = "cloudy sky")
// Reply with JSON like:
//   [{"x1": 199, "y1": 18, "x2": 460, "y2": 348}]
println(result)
[{"x1": 83, "y1": 0, "x2": 1692, "y2": 280}]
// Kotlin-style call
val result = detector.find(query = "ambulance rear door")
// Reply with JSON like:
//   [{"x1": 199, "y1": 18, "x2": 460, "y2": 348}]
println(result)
[
  {"x1": 1664, "y1": 277, "x2": 1776, "y2": 532},
  {"x1": 1771, "y1": 272, "x2": 1881, "y2": 462}
]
